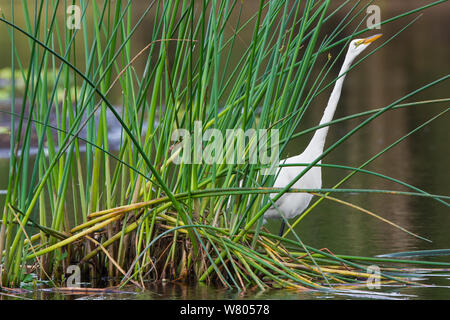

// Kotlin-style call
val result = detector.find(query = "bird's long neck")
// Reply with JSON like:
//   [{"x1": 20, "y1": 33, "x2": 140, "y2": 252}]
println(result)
[{"x1": 304, "y1": 53, "x2": 354, "y2": 158}]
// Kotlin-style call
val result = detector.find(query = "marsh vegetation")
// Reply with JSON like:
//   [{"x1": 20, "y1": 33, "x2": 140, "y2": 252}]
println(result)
[{"x1": 0, "y1": 0, "x2": 448, "y2": 295}]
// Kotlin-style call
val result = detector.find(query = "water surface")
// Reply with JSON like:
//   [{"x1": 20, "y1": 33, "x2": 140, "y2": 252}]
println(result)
[{"x1": 0, "y1": 1, "x2": 448, "y2": 300}]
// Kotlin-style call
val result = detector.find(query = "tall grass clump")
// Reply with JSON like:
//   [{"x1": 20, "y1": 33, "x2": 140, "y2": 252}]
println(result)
[{"x1": 0, "y1": 0, "x2": 449, "y2": 290}]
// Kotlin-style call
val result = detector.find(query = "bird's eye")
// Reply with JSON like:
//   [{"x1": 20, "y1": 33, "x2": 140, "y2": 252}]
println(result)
[{"x1": 354, "y1": 40, "x2": 363, "y2": 48}]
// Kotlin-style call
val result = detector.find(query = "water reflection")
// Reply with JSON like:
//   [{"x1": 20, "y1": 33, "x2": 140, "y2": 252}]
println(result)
[
  {"x1": 2, "y1": 273, "x2": 450, "y2": 300},
  {"x1": 0, "y1": 1, "x2": 448, "y2": 299}
]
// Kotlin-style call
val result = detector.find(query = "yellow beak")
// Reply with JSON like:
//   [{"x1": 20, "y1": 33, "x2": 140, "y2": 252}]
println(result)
[{"x1": 363, "y1": 34, "x2": 382, "y2": 44}]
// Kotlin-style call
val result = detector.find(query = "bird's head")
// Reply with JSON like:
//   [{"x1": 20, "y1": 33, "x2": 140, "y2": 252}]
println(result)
[{"x1": 347, "y1": 34, "x2": 382, "y2": 58}]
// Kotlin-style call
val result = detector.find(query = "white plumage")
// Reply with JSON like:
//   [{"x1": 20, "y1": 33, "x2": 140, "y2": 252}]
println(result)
[{"x1": 263, "y1": 34, "x2": 382, "y2": 227}]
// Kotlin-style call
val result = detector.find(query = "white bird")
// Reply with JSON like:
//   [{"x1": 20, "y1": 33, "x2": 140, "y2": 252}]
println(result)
[{"x1": 264, "y1": 34, "x2": 382, "y2": 235}]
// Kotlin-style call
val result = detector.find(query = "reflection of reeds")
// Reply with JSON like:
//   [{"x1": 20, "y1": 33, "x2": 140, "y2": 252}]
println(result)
[{"x1": 0, "y1": 1, "x2": 448, "y2": 290}]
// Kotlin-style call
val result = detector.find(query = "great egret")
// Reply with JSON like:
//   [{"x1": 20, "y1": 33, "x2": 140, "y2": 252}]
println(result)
[{"x1": 264, "y1": 34, "x2": 382, "y2": 235}]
